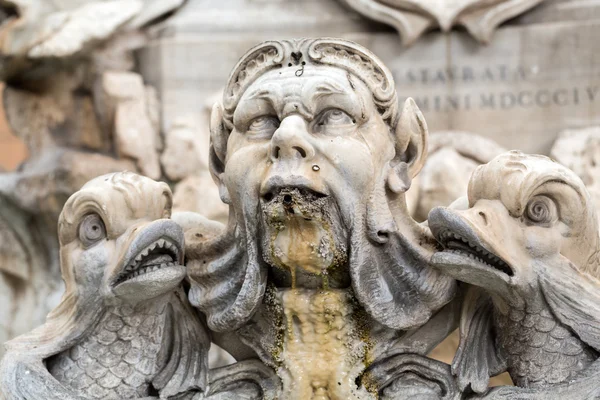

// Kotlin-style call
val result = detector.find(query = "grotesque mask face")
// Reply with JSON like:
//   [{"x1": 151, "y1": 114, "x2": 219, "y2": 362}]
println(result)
[
  {"x1": 430, "y1": 151, "x2": 600, "y2": 304},
  {"x1": 221, "y1": 65, "x2": 396, "y2": 287},
  {"x1": 58, "y1": 173, "x2": 185, "y2": 305},
  {"x1": 195, "y1": 38, "x2": 456, "y2": 332}
]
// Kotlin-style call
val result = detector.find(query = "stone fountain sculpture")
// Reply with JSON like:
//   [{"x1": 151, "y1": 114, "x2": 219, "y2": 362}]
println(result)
[
  {"x1": 0, "y1": 172, "x2": 209, "y2": 400},
  {"x1": 2, "y1": 38, "x2": 600, "y2": 400},
  {"x1": 429, "y1": 151, "x2": 600, "y2": 399},
  {"x1": 186, "y1": 37, "x2": 462, "y2": 399}
]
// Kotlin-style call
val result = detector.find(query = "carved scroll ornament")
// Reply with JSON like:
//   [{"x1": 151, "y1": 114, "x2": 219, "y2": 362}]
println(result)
[{"x1": 340, "y1": 0, "x2": 547, "y2": 45}]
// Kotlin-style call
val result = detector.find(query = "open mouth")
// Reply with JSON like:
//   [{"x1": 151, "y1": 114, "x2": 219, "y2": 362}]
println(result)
[
  {"x1": 114, "y1": 238, "x2": 182, "y2": 286},
  {"x1": 262, "y1": 186, "x2": 328, "y2": 204},
  {"x1": 436, "y1": 229, "x2": 514, "y2": 277}
]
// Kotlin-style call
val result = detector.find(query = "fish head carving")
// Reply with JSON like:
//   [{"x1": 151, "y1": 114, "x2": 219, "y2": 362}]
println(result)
[
  {"x1": 58, "y1": 172, "x2": 185, "y2": 305},
  {"x1": 429, "y1": 151, "x2": 600, "y2": 304}
]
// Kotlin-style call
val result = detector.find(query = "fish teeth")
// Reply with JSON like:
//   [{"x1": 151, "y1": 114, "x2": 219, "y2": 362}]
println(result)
[{"x1": 158, "y1": 239, "x2": 165, "y2": 248}]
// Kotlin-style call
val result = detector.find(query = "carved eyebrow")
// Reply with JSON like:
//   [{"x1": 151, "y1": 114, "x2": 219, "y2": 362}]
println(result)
[
  {"x1": 305, "y1": 82, "x2": 357, "y2": 117},
  {"x1": 246, "y1": 89, "x2": 273, "y2": 101},
  {"x1": 312, "y1": 82, "x2": 345, "y2": 97},
  {"x1": 247, "y1": 83, "x2": 345, "y2": 103}
]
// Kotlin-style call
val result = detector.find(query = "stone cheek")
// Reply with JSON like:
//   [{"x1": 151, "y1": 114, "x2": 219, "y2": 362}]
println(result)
[
  {"x1": 47, "y1": 303, "x2": 166, "y2": 399},
  {"x1": 276, "y1": 288, "x2": 374, "y2": 400},
  {"x1": 494, "y1": 305, "x2": 597, "y2": 388}
]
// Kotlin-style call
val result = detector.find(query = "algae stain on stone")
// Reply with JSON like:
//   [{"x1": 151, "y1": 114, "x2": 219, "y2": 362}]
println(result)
[
  {"x1": 262, "y1": 189, "x2": 373, "y2": 398},
  {"x1": 271, "y1": 205, "x2": 336, "y2": 282},
  {"x1": 277, "y1": 289, "x2": 376, "y2": 400}
]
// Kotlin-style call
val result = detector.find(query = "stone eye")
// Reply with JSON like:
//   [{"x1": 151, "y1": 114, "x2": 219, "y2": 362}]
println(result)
[
  {"x1": 318, "y1": 109, "x2": 354, "y2": 125},
  {"x1": 525, "y1": 196, "x2": 556, "y2": 225},
  {"x1": 248, "y1": 116, "x2": 280, "y2": 138},
  {"x1": 79, "y1": 213, "x2": 107, "y2": 247}
]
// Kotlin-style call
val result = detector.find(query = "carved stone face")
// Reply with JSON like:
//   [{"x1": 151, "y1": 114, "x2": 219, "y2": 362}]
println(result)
[
  {"x1": 223, "y1": 66, "x2": 395, "y2": 287},
  {"x1": 429, "y1": 151, "x2": 599, "y2": 304},
  {"x1": 58, "y1": 173, "x2": 185, "y2": 304},
  {"x1": 196, "y1": 38, "x2": 456, "y2": 332}
]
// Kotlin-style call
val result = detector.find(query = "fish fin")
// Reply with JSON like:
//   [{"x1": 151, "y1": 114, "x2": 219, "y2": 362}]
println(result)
[
  {"x1": 453, "y1": 286, "x2": 506, "y2": 394},
  {"x1": 153, "y1": 290, "x2": 210, "y2": 397},
  {"x1": 541, "y1": 262, "x2": 600, "y2": 352},
  {"x1": 0, "y1": 356, "x2": 83, "y2": 400}
]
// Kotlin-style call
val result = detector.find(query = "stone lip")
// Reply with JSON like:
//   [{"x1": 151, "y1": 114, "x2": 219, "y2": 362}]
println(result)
[
  {"x1": 113, "y1": 219, "x2": 186, "y2": 298},
  {"x1": 429, "y1": 206, "x2": 514, "y2": 280}
]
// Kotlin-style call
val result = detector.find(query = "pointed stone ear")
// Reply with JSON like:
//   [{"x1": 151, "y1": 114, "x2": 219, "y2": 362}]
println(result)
[
  {"x1": 387, "y1": 98, "x2": 428, "y2": 193},
  {"x1": 209, "y1": 102, "x2": 231, "y2": 204}
]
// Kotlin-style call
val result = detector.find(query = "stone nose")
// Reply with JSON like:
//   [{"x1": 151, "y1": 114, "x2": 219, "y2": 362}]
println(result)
[{"x1": 269, "y1": 115, "x2": 315, "y2": 162}]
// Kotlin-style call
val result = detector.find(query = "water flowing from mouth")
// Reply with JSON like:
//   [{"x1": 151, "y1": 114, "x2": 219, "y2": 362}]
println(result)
[
  {"x1": 260, "y1": 188, "x2": 348, "y2": 290},
  {"x1": 277, "y1": 288, "x2": 374, "y2": 400}
]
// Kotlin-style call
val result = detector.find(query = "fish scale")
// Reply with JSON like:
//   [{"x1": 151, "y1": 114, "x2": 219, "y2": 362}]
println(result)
[
  {"x1": 494, "y1": 302, "x2": 598, "y2": 387},
  {"x1": 47, "y1": 300, "x2": 168, "y2": 399}
]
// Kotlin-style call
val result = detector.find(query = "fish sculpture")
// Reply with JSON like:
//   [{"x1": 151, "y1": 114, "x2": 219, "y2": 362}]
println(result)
[
  {"x1": 428, "y1": 151, "x2": 600, "y2": 398},
  {"x1": 0, "y1": 172, "x2": 209, "y2": 400}
]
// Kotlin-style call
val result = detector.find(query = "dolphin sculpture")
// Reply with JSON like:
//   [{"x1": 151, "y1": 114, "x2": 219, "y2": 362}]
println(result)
[
  {"x1": 428, "y1": 151, "x2": 600, "y2": 398},
  {"x1": 0, "y1": 172, "x2": 209, "y2": 400}
]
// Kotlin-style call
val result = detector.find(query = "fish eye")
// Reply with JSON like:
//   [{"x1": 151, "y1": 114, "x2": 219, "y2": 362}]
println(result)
[
  {"x1": 524, "y1": 196, "x2": 557, "y2": 226},
  {"x1": 79, "y1": 213, "x2": 107, "y2": 248}
]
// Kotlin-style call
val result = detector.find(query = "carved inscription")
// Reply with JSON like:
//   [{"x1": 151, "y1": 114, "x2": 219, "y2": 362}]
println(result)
[{"x1": 395, "y1": 64, "x2": 599, "y2": 113}]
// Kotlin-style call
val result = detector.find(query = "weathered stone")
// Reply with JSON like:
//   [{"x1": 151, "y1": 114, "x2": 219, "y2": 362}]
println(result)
[
  {"x1": 0, "y1": 149, "x2": 136, "y2": 361},
  {"x1": 114, "y1": 99, "x2": 161, "y2": 179},
  {"x1": 413, "y1": 131, "x2": 506, "y2": 221},
  {"x1": 550, "y1": 126, "x2": 600, "y2": 214},
  {"x1": 4, "y1": 150, "x2": 136, "y2": 223},
  {"x1": 3, "y1": 87, "x2": 61, "y2": 155},
  {"x1": 0, "y1": 0, "x2": 187, "y2": 80},
  {"x1": 94, "y1": 71, "x2": 145, "y2": 134},
  {"x1": 363, "y1": 18, "x2": 600, "y2": 154},
  {"x1": 140, "y1": 0, "x2": 600, "y2": 155},
  {"x1": 0, "y1": 197, "x2": 63, "y2": 360},
  {"x1": 0, "y1": 173, "x2": 209, "y2": 399},
  {"x1": 0, "y1": 1, "x2": 135, "y2": 59},
  {"x1": 161, "y1": 117, "x2": 208, "y2": 181},
  {"x1": 172, "y1": 171, "x2": 228, "y2": 224},
  {"x1": 186, "y1": 38, "x2": 458, "y2": 399},
  {"x1": 92, "y1": 31, "x2": 148, "y2": 73},
  {"x1": 101, "y1": 71, "x2": 146, "y2": 101},
  {"x1": 137, "y1": 0, "x2": 375, "y2": 132},
  {"x1": 3, "y1": 78, "x2": 110, "y2": 156},
  {"x1": 430, "y1": 151, "x2": 600, "y2": 398},
  {"x1": 341, "y1": 0, "x2": 545, "y2": 45},
  {"x1": 145, "y1": 85, "x2": 162, "y2": 151},
  {"x1": 94, "y1": 71, "x2": 161, "y2": 179}
]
